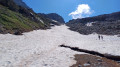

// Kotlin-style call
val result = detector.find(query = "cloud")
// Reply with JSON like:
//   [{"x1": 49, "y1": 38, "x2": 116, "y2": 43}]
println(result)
[{"x1": 69, "y1": 4, "x2": 93, "y2": 19}]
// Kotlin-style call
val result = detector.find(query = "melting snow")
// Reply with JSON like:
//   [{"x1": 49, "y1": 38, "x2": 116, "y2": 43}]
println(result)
[
  {"x1": 52, "y1": 20, "x2": 58, "y2": 22},
  {"x1": 86, "y1": 22, "x2": 96, "y2": 26},
  {"x1": 0, "y1": 25, "x2": 120, "y2": 67}
]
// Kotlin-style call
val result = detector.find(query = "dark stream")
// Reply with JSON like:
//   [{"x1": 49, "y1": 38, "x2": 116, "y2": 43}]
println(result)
[{"x1": 59, "y1": 44, "x2": 120, "y2": 62}]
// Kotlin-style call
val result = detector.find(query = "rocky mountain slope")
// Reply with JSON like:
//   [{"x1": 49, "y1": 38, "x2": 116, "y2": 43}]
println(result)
[
  {"x1": 13, "y1": 0, "x2": 30, "y2": 9},
  {"x1": 0, "y1": 0, "x2": 64, "y2": 35},
  {"x1": 38, "y1": 13, "x2": 65, "y2": 23},
  {"x1": 66, "y1": 12, "x2": 120, "y2": 35}
]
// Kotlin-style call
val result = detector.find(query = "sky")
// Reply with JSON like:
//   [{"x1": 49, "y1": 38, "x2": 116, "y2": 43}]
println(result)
[{"x1": 23, "y1": 0, "x2": 120, "y2": 22}]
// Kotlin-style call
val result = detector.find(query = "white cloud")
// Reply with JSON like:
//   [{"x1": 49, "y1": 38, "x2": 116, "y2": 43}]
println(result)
[{"x1": 69, "y1": 4, "x2": 93, "y2": 19}]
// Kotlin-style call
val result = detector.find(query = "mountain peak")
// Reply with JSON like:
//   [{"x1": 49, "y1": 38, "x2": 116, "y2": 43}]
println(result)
[
  {"x1": 38, "y1": 13, "x2": 65, "y2": 23},
  {"x1": 13, "y1": 0, "x2": 30, "y2": 9}
]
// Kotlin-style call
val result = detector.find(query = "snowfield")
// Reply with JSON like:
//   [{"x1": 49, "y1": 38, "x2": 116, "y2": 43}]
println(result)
[{"x1": 0, "y1": 25, "x2": 120, "y2": 67}]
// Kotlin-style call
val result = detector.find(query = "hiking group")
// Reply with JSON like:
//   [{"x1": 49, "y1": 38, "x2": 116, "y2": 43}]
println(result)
[{"x1": 98, "y1": 35, "x2": 103, "y2": 40}]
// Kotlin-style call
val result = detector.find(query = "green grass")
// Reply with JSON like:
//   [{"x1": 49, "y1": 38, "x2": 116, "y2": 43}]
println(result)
[{"x1": 0, "y1": 5, "x2": 42, "y2": 33}]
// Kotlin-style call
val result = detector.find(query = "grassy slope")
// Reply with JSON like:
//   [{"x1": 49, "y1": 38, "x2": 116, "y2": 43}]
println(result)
[{"x1": 0, "y1": 5, "x2": 45, "y2": 34}]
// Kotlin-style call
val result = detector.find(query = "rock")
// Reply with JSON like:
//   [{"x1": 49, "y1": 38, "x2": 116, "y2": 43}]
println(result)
[
  {"x1": 13, "y1": 0, "x2": 30, "y2": 9},
  {"x1": 97, "y1": 59, "x2": 103, "y2": 62},
  {"x1": 14, "y1": 31, "x2": 22, "y2": 35},
  {"x1": 6, "y1": 61, "x2": 11, "y2": 64},
  {"x1": 44, "y1": 64, "x2": 48, "y2": 66},
  {"x1": 38, "y1": 13, "x2": 65, "y2": 24}
]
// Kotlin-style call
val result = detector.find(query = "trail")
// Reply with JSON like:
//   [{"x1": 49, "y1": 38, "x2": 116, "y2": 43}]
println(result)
[{"x1": 0, "y1": 25, "x2": 120, "y2": 67}]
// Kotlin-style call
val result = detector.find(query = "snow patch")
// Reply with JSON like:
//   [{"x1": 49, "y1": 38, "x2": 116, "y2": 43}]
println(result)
[
  {"x1": 36, "y1": 17, "x2": 44, "y2": 24},
  {"x1": 86, "y1": 22, "x2": 96, "y2": 26},
  {"x1": 40, "y1": 19, "x2": 44, "y2": 24},
  {"x1": 52, "y1": 20, "x2": 58, "y2": 22},
  {"x1": 0, "y1": 25, "x2": 120, "y2": 67}
]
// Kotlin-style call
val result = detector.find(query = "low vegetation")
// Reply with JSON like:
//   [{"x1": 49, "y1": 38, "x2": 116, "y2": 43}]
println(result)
[{"x1": 0, "y1": 5, "x2": 44, "y2": 34}]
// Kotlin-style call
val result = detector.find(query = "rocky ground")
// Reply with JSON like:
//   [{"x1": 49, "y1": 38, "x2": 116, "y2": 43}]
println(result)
[
  {"x1": 71, "y1": 54, "x2": 120, "y2": 67},
  {"x1": 0, "y1": 25, "x2": 120, "y2": 67},
  {"x1": 66, "y1": 12, "x2": 120, "y2": 35}
]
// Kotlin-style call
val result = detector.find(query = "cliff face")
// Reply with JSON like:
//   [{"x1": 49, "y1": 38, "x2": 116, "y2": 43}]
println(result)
[
  {"x1": 47, "y1": 13, "x2": 65, "y2": 23},
  {"x1": 13, "y1": 0, "x2": 30, "y2": 9},
  {"x1": 38, "y1": 13, "x2": 65, "y2": 24},
  {"x1": 66, "y1": 12, "x2": 120, "y2": 35}
]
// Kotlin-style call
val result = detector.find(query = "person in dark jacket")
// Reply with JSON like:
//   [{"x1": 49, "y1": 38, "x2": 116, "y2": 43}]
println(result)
[
  {"x1": 101, "y1": 35, "x2": 103, "y2": 40},
  {"x1": 98, "y1": 35, "x2": 100, "y2": 40}
]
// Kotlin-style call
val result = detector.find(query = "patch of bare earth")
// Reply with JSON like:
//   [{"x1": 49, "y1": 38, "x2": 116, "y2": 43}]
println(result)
[{"x1": 71, "y1": 54, "x2": 120, "y2": 67}]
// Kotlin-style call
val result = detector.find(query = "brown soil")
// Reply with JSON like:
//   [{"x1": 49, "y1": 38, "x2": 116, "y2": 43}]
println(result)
[{"x1": 71, "y1": 54, "x2": 120, "y2": 67}]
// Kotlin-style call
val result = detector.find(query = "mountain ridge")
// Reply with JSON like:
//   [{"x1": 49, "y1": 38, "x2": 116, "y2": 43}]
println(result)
[
  {"x1": 66, "y1": 11, "x2": 120, "y2": 35},
  {"x1": 13, "y1": 0, "x2": 30, "y2": 9},
  {"x1": 68, "y1": 11, "x2": 120, "y2": 23},
  {"x1": 38, "y1": 13, "x2": 65, "y2": 23},
  {"x1": 0, "y1": 0, "x2": 64, "y2": 35}
]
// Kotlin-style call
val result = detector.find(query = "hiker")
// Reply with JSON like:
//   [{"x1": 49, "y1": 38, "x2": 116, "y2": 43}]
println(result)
[
  {"x1": 101, "y1": 35, "x2": 103, "y2": 40},
  {"x1": 98, "y1": 35, "x2": 100, "y2": 40}
]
